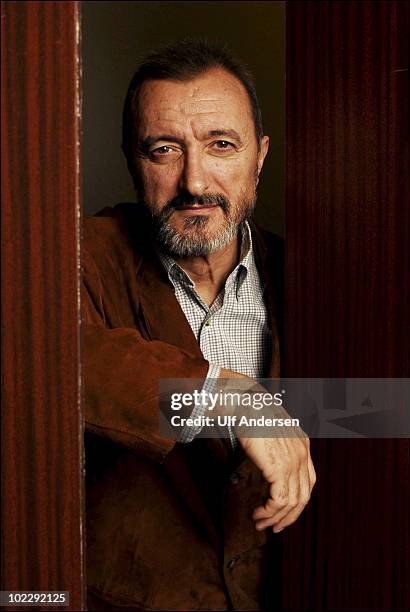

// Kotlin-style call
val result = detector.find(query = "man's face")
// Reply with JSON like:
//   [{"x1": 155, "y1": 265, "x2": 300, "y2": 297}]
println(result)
[{"x1": 130, "y1": 67, "x2": 269, "y2": 257}]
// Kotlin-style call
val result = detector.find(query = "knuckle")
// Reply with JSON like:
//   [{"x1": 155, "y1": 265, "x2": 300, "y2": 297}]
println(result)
[
  {"x1": 310, "y1": 472, "x2": 317, "y2": 486},
  {"x1": 275, "y1": 496, "x2": 288, "y2": 509},
  {"x1": 297, "y1": 446, "x2": 308, "y2": 461}
]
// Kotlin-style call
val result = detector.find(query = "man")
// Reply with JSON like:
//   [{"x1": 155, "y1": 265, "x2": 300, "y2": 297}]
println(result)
[{"x1": 84, "y1": 40, "x2": 316, "y2": 611}]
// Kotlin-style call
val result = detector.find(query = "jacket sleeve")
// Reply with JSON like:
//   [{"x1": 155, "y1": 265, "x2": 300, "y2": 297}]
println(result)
[{"x1": 82, "y1": 246, "x2": 210, "y2": 464}]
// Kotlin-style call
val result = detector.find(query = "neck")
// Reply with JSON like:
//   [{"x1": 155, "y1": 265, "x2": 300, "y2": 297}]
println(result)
[{"x1": 174, "y1": 232, "x2": 240, "y2": 306}]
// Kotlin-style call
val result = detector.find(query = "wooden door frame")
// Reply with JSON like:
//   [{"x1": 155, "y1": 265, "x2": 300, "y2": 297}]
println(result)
[{"x1": 1, "y1": 1, "x2": 84, "y2": 609}]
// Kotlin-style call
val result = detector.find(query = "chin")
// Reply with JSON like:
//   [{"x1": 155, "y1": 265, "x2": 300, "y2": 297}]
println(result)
[{"x1": 157, "y1": 217, "x2": 239, "y2": 258}]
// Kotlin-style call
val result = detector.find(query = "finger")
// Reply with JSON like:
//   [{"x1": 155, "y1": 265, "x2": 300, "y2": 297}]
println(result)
[
  {"x1": 252, "y1": 467, "x2": 290, "y2": 522},
  {"x1": 252, "y1": 495, "x2": 279, "y2": 521},
  {"x1": 252, "y1": 480, "x2": 286, "y2": 520},
  {"x1": 255, "y1": 464, "x2": 300, "y2": 530}
]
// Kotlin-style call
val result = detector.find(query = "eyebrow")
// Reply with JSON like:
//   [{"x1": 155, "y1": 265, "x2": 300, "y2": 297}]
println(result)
[
  {"x1": 139, "y1": 135, "x2": 184, "y2": 151},
  {"x1": 139, "y1": 129, "x2": 244, "y2": 151},
  {"x1": 206, "y1": 129, "x2": 243, "y2": 144}
]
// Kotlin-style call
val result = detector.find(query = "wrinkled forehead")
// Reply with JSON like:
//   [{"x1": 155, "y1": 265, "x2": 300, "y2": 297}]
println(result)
[{"x1": 133, "y1": 68, "x2": 255, "y2": 138}]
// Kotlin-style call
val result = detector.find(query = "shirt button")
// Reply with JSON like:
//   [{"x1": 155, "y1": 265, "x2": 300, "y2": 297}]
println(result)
[
  {"x1": 227, "y1": 555, "x2": 241, "y2": 569},
  {"x1": 204, "y1": 319, "x2": 212, "y2": 326},
  {"x1": 230, "y1": 471, "x2": 241, "y2": 485}
]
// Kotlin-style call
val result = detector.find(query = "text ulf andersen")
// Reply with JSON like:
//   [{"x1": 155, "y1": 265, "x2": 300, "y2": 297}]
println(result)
[{"x1": 170, "y1": 414, "x2": 301, "y2": 428}]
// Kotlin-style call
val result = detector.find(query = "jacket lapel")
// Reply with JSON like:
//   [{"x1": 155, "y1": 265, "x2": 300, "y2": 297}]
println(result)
[
  {"x1": 137, "y1": 254, "x2": 204, "y2": 357},
  {"x1": 250, "y1": 221, "x2": 282, "y2": 378}
]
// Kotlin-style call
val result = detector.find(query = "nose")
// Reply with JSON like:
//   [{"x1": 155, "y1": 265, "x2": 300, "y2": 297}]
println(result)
[{"x1": 179, "y1": 148, "x2": 210, "y2": 196}]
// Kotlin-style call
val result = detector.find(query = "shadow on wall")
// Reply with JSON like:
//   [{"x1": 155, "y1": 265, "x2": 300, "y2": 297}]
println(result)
[{"x1": 82, "y1": 0, "x2": 285, "y2": 236}]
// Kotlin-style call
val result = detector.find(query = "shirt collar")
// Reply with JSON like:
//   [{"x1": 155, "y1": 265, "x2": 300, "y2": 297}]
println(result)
[{"x1": 238, "y1": 220, "x2": 253, "y2": 271}]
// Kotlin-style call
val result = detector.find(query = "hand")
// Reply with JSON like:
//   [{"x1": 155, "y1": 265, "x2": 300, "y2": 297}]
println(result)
[
  {"x1": 238, "y1": 434, "x2": 316, "y2": 533},
  {"x1": 217, "y1": 369, "x2": 316, "y2": 532}
]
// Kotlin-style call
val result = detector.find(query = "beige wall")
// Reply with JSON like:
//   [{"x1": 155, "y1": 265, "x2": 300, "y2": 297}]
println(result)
[{"x1": 82, "y1": 0, "x2": 285, "y2": 236}]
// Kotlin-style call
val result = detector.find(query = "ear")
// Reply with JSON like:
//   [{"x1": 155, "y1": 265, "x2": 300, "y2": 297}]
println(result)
[{"x1": 256, "y1": 135, "x2": 270, "y2": 182}]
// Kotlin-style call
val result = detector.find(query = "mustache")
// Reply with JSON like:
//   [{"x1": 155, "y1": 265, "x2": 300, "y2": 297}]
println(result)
[{"x1": 153, "y1": 193, "x2": 230, "y2": 223}]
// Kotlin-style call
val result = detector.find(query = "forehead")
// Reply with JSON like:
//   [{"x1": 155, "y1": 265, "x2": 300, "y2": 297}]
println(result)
[{"x1": 135, "y1": 68, "x2": 254, "y2": 136}]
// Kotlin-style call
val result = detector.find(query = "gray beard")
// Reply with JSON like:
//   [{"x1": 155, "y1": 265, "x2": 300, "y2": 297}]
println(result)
[
  {"x1": 147, "y1": 191, "x2": 257, "y2": 258},
  {"x1": 155, "y1": 214, "x2": 240, "y2": 257}
]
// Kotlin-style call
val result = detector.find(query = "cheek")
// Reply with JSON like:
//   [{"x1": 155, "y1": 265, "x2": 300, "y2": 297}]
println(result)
[
  {"x1": 211, "y1": 159, "x2": 256, "y2": 194},
  {"x1": 139, "y1": 163, "x2": 179, "y2": 198}
]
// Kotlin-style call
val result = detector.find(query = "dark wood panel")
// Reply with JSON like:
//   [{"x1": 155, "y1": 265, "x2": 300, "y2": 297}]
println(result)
[
  {"x1": 285, "y1": 0, "x2": 409, "y2": 378},
  {"x1": 284, "y1": 1, "x2": 409, "y2": 610},
  {"x1": 1, "y1": 2, "x2": 84, "y2": 609}
]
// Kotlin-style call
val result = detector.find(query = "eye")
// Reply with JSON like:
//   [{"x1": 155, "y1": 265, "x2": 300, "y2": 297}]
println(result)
[
  {"x1": 214, "y1": 140, "x2": 234, "y2": 149},
  {"x1": 148, "y1": 145, "x2": 181, "y2": 163},
  {"x1": 209, "y1": 140, "x2": 236, "y2": 155},
  {"x1": 151, "y1": 145, "x2": 173, "y2": 156}
]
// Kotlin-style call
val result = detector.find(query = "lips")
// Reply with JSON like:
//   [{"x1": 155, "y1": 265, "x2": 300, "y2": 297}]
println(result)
[{"x1": 174, "y1": 204, "x2": 218, "y2": 211}]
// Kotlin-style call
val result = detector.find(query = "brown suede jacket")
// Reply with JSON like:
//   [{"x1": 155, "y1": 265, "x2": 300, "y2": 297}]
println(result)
[{"x1": 83, "y1": 203, "x2": 284, "y2": 611}]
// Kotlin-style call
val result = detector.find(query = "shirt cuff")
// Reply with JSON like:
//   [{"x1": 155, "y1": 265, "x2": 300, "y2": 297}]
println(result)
[{"x1": 178, "y1": 363, "x2": 221, "y2": 443}]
